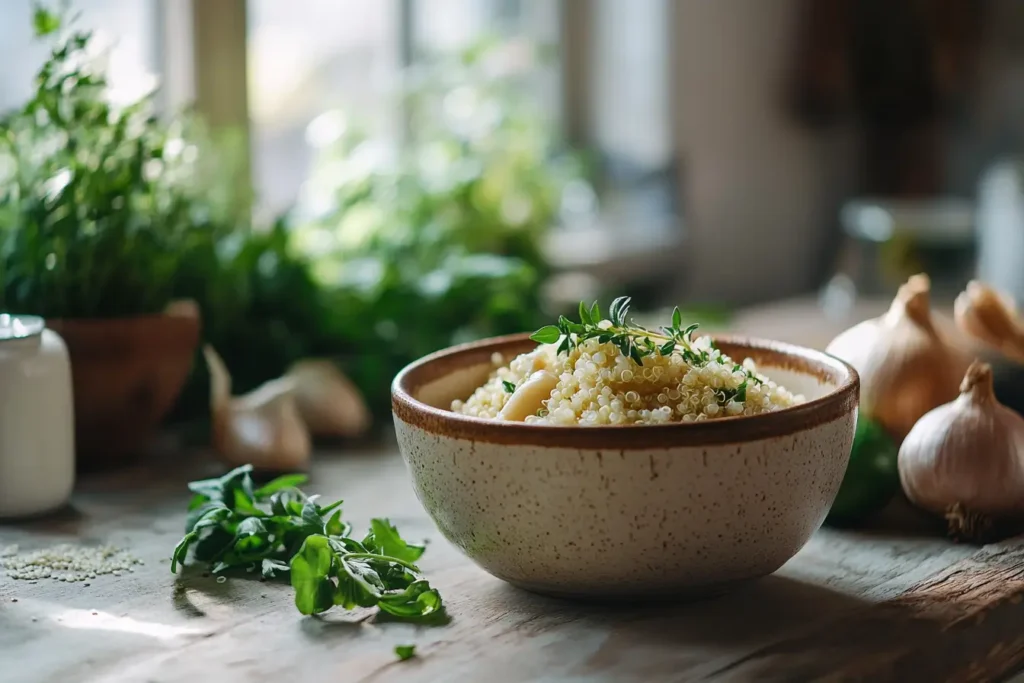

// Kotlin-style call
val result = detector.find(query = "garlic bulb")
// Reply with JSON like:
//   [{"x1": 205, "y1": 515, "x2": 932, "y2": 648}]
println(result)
[
  {"x1": 954, "y1": 280, "x2": 1024, "y2": 365},
  {"x1": 826, "y1": 273, "x2": 970, "y2": 442},
  {"x1": 898, "y1": 361, "x2": 1024, "y2": 541},
  {"x1": 286, "y1": 359, "x2": 372, "y2": 439},
  {"x1": 204, "y1": 345, "x2": 311, "y2": 472}
]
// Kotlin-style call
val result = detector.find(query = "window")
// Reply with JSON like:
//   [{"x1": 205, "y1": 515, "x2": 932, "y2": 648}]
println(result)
[
  {"x1": 247, "y1": 0, "x2": 400, "y2": 214},
  {"x1": 246, "y1": 0, "x2": 561, "y2": 215},
  {"x1": 0, "y1": 0, "x2": 159, "y2": 112},
  {"x1": 2, "y1": 0, "x2": 682, "y2": 277}
]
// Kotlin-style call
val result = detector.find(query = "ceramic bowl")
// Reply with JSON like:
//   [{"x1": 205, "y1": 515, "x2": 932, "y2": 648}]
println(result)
[{"x1": 392, "y1": 333, "x2": 859, "y2": 598}]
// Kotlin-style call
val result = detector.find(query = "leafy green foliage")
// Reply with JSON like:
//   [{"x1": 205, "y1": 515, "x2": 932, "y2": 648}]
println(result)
[
  {"x1": 0, "y1": 6, "x2": 247, "y2": 318},
  {"x1": 532, "y1": 297, "x2": 765, "y2": 407},
  {"x1": 168, "y1": 218, "x2": 352, "y2": 419},
  {"x1": 171, "y1": 465, "x2": 444, "y2": 621},
  {"x1": 286, "y1": 38, "x2": 587, "y2": 415},
  {"x1": 395, "y1": 645, "x2": 417, "y2": 661},
  {"x1": 825, "y1": 416, "x2": 901, "y2": 527}
]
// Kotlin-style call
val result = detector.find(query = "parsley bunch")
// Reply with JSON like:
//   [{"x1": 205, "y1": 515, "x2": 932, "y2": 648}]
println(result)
[
  {"x1": 171, "y1": 465, "x2": 443, "y2": 621},
  {"x1": 531, "y1": 297, "x2": 764, "y2": 405}
]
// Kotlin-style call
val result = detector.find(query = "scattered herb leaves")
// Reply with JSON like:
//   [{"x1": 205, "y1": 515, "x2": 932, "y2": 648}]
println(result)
[
  {"x1": 501, "y1": 380, "x2": 516, "y2": 394},
  {"x1": 395, "y1": 645, "x2": 417, "y2": 661},
  {"x1": 171, "y1": 464, "x2": 444, "y2": 621}
]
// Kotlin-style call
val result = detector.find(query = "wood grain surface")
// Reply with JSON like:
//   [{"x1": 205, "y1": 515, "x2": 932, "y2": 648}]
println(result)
[{"x1": 2, "y1": 439, "x2": 1023, "y2": 683}]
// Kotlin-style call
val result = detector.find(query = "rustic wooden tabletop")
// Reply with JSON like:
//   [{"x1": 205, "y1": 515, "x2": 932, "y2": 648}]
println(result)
[
  {"x1": 4, "y1": 295, "x2": 1024, "y2": 683},
  {"x1": 2, "y1": 439, "x2": 1024, "y2": 683}
]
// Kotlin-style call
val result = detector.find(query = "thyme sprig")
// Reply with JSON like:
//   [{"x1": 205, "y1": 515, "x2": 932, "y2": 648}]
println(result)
[
  {"x1": 530, "y1": 296, "x2": 703, "y2": 365},
  {"x1": 530, "y1": 297, "x2": 764, "y2": 406}
]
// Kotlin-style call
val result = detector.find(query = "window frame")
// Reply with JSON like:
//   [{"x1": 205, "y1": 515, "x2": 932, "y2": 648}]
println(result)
[{"x1": 173, "y1": 0, "x2": 686, "y2": 293}]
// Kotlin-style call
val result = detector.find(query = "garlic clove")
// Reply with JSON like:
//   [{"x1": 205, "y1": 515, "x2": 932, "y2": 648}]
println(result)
[
  {"x1": 826, "y1": 273, "x2": 970, "y2": 443},
  {"x1": 499, "y1": 370, "x2": 559, "y2": 421},
  {"x1": 204, "y1": 345, "x2": 311, "y2": 473},
  {"x1": 164, "y1": 298, "x2": 201, "y2": 321},
  {"x1": 286, "y1": 359, "x2": 372, "y2": 439},
  {"x1": 898, "y1": 360, "x2": 1024, "y2": 541},
  {"x1": 954, "y1": 280, "x2": 1024, "y2": 365}
]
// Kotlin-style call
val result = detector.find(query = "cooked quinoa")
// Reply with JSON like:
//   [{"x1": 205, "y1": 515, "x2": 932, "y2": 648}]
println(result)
[{"x1": 452, "y1": 335, "x2": 805, "y2": 425}]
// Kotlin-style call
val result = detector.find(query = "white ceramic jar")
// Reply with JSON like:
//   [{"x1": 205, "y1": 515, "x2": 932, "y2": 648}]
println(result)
[{"x1": 0, "y1": 314, "x2": 75, "y2": 518}]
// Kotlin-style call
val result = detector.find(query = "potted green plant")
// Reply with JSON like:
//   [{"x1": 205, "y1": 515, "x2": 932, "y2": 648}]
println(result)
[{"x1": 0, "y1": 7, "x2": 241, "y2": 468}]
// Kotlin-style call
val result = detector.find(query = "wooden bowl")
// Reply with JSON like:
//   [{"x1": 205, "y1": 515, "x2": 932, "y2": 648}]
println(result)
[
  {"x1": 48, "y1": 310, "x2": 200, "y2": 470},
  {"x1": 392, "y1": 333, "x2": 859, "y2": 599}
]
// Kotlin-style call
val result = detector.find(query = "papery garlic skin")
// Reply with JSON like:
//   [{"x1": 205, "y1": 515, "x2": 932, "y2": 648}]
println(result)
[
  {"x1": 898, "y1": 361, "x2": 1024, "y2": 519},
  {"x1": 204, "y1": 345, "x2": 312, "y2": 472},
  {"x1": 288, "y1": 359, "x2": 372, "y2": 438},
  {"x1": 954, "y1": 280, "x2": 1024, "y2": 366},
  {"x1": 826, "y1": 274, "x2": 970, "y2": 443}
]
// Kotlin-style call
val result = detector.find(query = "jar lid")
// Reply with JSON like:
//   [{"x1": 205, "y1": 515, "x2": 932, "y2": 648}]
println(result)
[{"x1": 0, "y1": 314, "x2": 44, "y2": 341}]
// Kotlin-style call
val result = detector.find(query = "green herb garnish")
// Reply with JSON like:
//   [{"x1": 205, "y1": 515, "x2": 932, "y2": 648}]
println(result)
[
  {"x1": 171, "y1": 465, "x2": 444, "y2": 621},
  {"x1": 531, "y1": 297, "x2": 763, "y2": 406},
  {"x1": 501, "y1": 380, "x2": 516, "y2": 394},
  {"x1": 532, "y1": 296, "x2": 706, "y2": 366},
  {"x1": 395, "y1": 645, "x2": 417, "y2": 661}
]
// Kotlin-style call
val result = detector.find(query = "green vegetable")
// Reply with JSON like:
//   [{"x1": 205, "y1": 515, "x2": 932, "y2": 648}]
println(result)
[
  {"x1": 825, "y1": 416, "x2": 901, "y2": 527},
  {"x1": 501, "y1": 380, "x2": 516, "y2": 394},
  {"x1": 533, "y1": 297, "x2": 764, "y2": 405},
  {"x1": 395, "y1": 645, "x2": 416, "y2": 661},
  {"x1": 171, "y1": 465, "x2": 444, "y2": 621}
]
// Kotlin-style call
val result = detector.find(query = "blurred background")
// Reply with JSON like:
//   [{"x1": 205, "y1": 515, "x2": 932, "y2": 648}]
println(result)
[{"x1": 3, "y1": 0, "x2": 1024, "y2": 452}]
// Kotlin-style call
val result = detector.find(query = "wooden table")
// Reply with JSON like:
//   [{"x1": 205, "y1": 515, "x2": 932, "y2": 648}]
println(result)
[{"x1": 3, "y1": 440, "x2": 1024, "y2": 683}]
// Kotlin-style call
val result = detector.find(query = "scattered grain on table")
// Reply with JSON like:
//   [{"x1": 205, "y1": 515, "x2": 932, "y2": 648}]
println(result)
[{"x1": 0, "y1": 544, "x2": 141, "y2": 583}]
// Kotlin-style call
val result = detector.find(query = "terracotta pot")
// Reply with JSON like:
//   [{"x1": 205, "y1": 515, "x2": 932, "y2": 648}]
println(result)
[{"x1": 48, "y1": 308, "x2": 200, "y2": 470}]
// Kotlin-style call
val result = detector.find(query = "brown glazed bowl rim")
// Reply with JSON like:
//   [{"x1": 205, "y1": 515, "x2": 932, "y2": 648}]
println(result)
[{"x1": 392, "y1": 332, "x2": 860, "y2": 448}]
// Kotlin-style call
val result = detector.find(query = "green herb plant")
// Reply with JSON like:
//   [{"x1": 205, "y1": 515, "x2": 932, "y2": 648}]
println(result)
[
  {"x1": 171, "y1": 465, "x2": 444, "y2": 621},
  {"x1": 532, "y1": 297, "x2": 764, "y2": 405},
  {"x1": 0, "y1": 5, "x2": 245, "y2": 318}
]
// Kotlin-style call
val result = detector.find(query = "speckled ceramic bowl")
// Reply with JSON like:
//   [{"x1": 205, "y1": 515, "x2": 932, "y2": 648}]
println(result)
[{"x1": 392, "y1": 333, "x2": 859, "y2": 599}]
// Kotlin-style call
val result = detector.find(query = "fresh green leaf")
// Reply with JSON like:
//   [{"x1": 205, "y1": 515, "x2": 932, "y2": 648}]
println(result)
[
  {"x1": 317, "y1": 498, "x2": 344, "y2": 517},
  {"x1": 193, "y1": 527, "x2": 236, "y2": 562},
  {"x1": 395, "y1": 645, "x2": 416, "y2": 661},
  {"x1": 32, "y1": 6, "x2": 61, "y2": 36},
  {"x1": 681, "y1": 323, "x2": 699, "y2": 338},
  {"x1": 367, "y1": 519, "x2": 426, "y2": 564},
  {"x1": 187, "y1": 465, "x2": 254, "y2": 502},
  {"x1": 377, "y1": 581, "x2": 444, "y2": 619},
  {"x1": 501, "y1": 380, "x2": 516, "y2": 394},
  {"x1": 270, "y1": 489, "x2": 306, "y2": 517},
  {"x1": 530, "y1": 325, "x2": 561, "y2": 344},
  {"x1": 301, "y1": 500, "x2": 325, "y2": 531},
  {"x1": 171, "y1": 531, "x2": 198, "y2": 573},
  {"x1": 672, "y1": 306, "x2": 682, "y2": 329},
  {"x1": 233, "y1": 488, "x2": 265, "y2": 517},
  {"x1": 185, "y1": 501, "x2": 228, "y2": 533},
  {"x1": 659, "y1": 340, "x2": 676, "y2": 356},
  {"x1": 578, "y1": 301, "x2": 592, "y2": 325},
  {"x1": 254, "y1": 474, "x2": 308, "y2": 500},
  {"x1": 290, "y1": 535, "x2": 337, "y2": 615},
  {"x1": 325, "y1": 509, "x2": 349, "y2": 537},
  {"x1": 590, "y1": 301, "x2": 601, "y2": 323}
]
